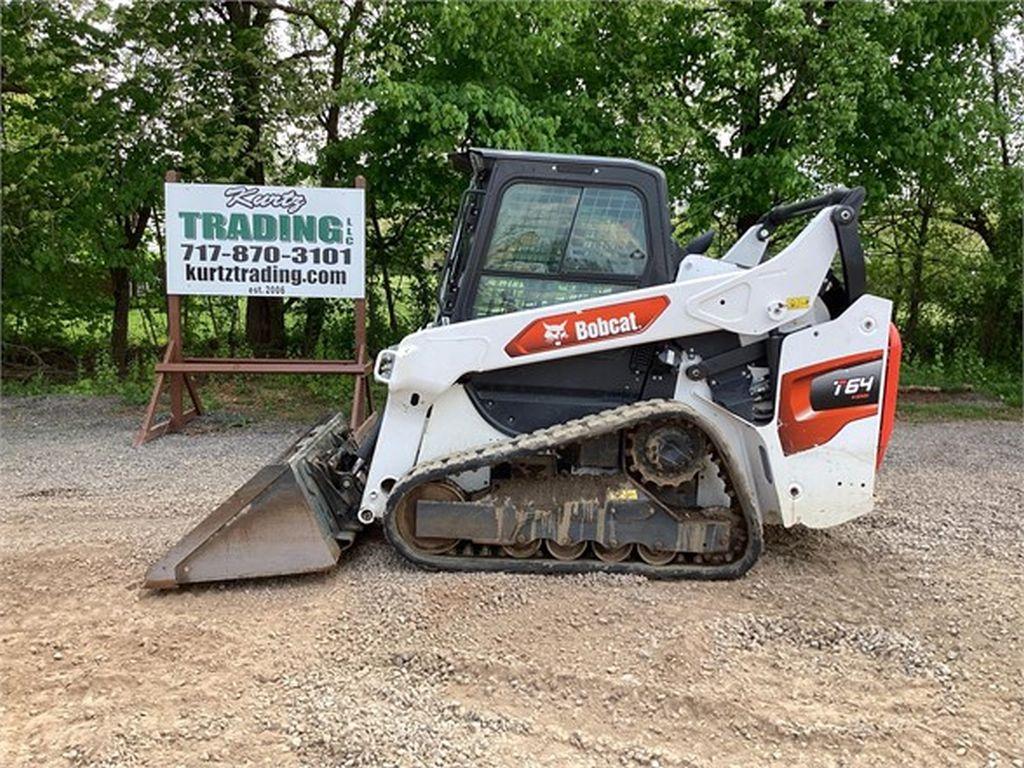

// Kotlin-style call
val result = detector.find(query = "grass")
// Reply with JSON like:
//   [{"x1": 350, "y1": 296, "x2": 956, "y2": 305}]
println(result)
[
  {"x1": 896, "y1": 401, "x2": 1021, "y2": 423},
  {"x1": 2, "y1": 354, "x2": 386, "y2": 425},
  {"x1": 3, "y1": 355, "x2": 155, "y2": 406},
  {"x1": 900, "y1": 354, "x2": 1022, "y2": 408},
  {"x1": 896, "y1": 352, "x2": 1021, "y2": 422},
  {"x1": 197, "y1": 372, "x2": 386, "y2": 423},
  {"x1": 4, "y1": 337, "x2": 1020, "y2": 427},
  {"x1": 3, "y1": 293, "x2": 381, "y2": 423}
]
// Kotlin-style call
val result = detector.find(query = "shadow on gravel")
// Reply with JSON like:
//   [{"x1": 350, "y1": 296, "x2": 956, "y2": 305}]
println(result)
[
  {"x1": 137, "y1": 521, "x2": 877, "y2": 599},
  {"x1": 136, "y1": 568, "x2": 337, "y2": 599},
  {"x1": 762, "y1": 523, "x2": 862, "y2": 565}
]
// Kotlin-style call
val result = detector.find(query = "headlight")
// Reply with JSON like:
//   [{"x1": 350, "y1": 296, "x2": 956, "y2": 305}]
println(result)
[{"x1": 374, "y1": 348, "x2": 397, "y2": 383}]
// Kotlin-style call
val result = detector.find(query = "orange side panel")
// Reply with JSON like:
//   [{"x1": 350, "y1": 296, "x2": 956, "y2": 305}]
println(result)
[
  {"x1": 778, "y1": 350, "x2": 883, "y2": 456},
  {"x1": 876, "y1": 324, "x2": 903, "y2": 468}
]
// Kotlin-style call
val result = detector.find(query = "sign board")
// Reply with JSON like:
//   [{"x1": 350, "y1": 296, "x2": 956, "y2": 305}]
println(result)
[{"x1": 165, "y1": 183, "x2": 365, "y2": 298}]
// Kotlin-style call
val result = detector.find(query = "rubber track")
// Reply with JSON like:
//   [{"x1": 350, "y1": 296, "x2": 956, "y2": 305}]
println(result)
[{"x1": 384, "y1": 400, "x2": 763, "y2": 580}]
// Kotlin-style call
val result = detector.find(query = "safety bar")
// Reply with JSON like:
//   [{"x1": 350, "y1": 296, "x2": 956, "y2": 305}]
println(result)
[{"x1": 758, "y1": 186, "x2": 852, "y2": 231}]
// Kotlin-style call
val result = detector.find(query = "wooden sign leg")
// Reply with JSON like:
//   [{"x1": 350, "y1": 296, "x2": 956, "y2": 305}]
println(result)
[
  {"x1": 170, "y1": 365, "x2": 184, "y2": 429},
  {"x1": 135, "y1": 343, "x2": 171, "y2": 447},
  {"x1": 349, "y1": 175, "x2": 370, "y2": 431},
  {"x1": 135, "y1": 293, "x2": 202, "y2": 447},
  {"x1": 135, "y1": 340, "x2": 177, "y2": 447},
  {"x1": 134, "y1": 339, "x2": 204, "y2": 447},
  {"x1": 350, "y1": 296, "x2": 368, "y2": 430},
  {"x1": 183, "y1": 373, "x2": 204, "y2": 417},
  {"x1": 167, "y1": 295, "x2": 183, "y2": 428}
]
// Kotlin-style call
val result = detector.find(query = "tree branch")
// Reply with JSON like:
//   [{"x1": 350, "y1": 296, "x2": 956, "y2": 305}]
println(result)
[
  {"x1": 282, "y1": 46, "x2": 329, "y2": 62},
  {"x1": 945, "y1": 208, "x2": 995, "y2": 252},
  {"x1": 254, "y1": 0, "x2": 334, "y2": 39}
]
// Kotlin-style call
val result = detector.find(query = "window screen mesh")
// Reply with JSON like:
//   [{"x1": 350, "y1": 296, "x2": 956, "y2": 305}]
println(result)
[
  {"x1": 482, "y1": 184, "x2": 580, "y2": 274},
  {"x1": 564, "y1": 187, "x2": 646, "y2": 276},
  {"x1": 473, "y1": 181, "x2": 648, "y2": 318}
]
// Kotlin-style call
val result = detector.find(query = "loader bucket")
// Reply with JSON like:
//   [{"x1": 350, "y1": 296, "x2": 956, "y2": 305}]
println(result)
[{"x1": 145, "y1": 413, "x2": 360, "y2": 589}]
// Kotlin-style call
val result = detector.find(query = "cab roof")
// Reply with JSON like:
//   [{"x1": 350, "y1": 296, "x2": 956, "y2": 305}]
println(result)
[{"x1": 450, "y1": 147, "x2": 666, "y2": 183}]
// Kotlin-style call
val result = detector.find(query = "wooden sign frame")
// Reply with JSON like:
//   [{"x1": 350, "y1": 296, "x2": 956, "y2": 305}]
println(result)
[{"x1": 135, "y1": 173, "x2": 372, "y2": 446}]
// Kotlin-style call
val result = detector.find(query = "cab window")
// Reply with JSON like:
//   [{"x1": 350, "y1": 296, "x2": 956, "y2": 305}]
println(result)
[{"x1": 472, "y1": 182, "x2": 647, "y2": 318}]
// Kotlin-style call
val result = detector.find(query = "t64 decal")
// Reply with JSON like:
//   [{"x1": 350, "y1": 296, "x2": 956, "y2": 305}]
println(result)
[
  {"x1": 505, "y1": 296, "x2": 670, "y2": 357},
  {"x1": 778, "y1": 350, "x2": 884, "y2": 455}
]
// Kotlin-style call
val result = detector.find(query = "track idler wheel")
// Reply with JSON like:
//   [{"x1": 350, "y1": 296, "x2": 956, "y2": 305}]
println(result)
[
  {"x1": 593, "y1": 542, "x2": 633, "y2": 563},
  {"x1": 637, "y1": 544, "x2": 676, "y2": 566},
  {"x1": 545, "y1": 539, "x2": 587, "y2": 560},
  {"x1": 502, "y1": 540, "x2": 542, "y2": 559},
  {"x1": 394, "y1": 482, "x2": 463, "y2": 555}
]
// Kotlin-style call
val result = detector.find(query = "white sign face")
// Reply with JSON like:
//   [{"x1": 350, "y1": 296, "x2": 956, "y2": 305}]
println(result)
[{"x1": 165, "y1": 183, "x2": 365, "y2": 298}]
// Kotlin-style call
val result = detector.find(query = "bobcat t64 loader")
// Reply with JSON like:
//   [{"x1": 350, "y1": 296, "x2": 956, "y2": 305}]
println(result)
[{"x1": 145, "y1": 148, "x2": 902, "y2": 588}]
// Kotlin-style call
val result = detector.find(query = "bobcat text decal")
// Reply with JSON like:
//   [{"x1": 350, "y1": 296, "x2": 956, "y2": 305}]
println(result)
[{"x1": 505, "y1": 296, "x2": 670, "y2": 357}]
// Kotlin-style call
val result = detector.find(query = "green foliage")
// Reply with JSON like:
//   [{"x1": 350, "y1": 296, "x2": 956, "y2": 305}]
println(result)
[
  {"x1": 901, "y1": 348, "x2": 1022, "y2": 408},
  {"x1": 3, "y1": 1, "x2": 114, "y2": 333},
  {"x1": 897, "y1": 400, "x2": 1021, "y2": 423},
  {"x1": 2, "y1": 353, "x2": 154, "y2": 405},
  {"x1": 2, "y1": 0, "x2": 1021, "y2": 403}
]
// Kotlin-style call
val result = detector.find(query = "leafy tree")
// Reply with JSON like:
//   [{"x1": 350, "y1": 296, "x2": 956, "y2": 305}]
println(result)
[
  {"x1": 2, "y1": 1, "x2": 135, "y2": 366},
  {"x1": 2, "y1": 0, "x2": 1020, "y2": 389},
  {"x1": 834, "y1": 2, "x2": 1021, "y2": 360},
  {"x1": 263, "y1": 0, "x2": 370, "y2": 354}
]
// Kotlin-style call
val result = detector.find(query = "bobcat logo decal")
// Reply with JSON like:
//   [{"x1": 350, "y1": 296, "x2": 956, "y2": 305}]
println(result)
[
  {"x1": 505, "y1": 296, "x2": 671, "y2": 358},
  {"x1": 542, "y1": 321, "x2": 569, "y2": 346}
]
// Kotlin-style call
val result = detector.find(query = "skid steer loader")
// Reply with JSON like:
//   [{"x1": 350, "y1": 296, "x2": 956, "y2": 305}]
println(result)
[{"x1": 145, "y1": 148, "x2": 902, "y2": 588}]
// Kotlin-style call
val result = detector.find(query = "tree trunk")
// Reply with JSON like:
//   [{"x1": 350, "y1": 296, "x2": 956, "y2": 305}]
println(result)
[
  {"x1": 380, "y1": 258, "x2": 398, "y2": 333},
  {"x1": 902, "y1": 202, "x2": 932, "y2": 356},
  {"x1": 301, "y1": 300, "x2": 327, "y2": 357},
  {"x1": 110, "y1": 206, "x2": 151, "y2": 378},
  {"x1": 734, "y1": 91, "x2": 762, "y2": 236},
  {"x1": 307, "y1": 0, "x2": 366, "y2": 356},
  {"x1": 245, "y1": 299, "x2": 286, "y2": 355},
  {"x1": 989, "y1": 41, "x2": 1010, "y2": 169},
  {"x1": 110, "y1": 266, "x2": 131, "y2": 377},
  {"x1": 223, "y1": 1, "x2": 286, "y2": 356},
  {"x1": 245, "y1": 297, "x2": 285, "y2": 358},
  {"x1": 228, "y1": 298, "x2": 239, "y2": 357}
]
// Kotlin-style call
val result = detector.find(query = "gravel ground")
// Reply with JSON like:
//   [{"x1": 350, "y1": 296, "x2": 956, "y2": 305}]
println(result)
[{"x1": 1, "y1": 395, "x2": 1021, "y2": 768}]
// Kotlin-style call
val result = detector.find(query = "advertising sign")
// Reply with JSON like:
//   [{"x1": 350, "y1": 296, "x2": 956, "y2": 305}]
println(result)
[{"x1": 165, "y1": 183, "x2": 365, "y2": 298}]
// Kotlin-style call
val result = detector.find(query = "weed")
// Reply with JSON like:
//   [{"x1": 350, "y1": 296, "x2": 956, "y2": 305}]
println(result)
[{"x1": 901, "y1": 348, "x2": 1022, "y2": 408}]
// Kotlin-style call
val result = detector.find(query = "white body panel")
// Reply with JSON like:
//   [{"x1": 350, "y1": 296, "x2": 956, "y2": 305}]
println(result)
[
  {"x1": 760, "y1": 294, "x2": 892, "y2": 527},
  {"x1": 676, "y1": 253, "x2": 742, "y2": 280},
  {"x1": 721, "y1": 224, "x2": 770, "y2": 268},
  {"x1": 417, "y1": 385, "x2": 507, "y2": 462},
  {"x1": 361, "y1": 207, "x2": 892, "y2": 530}
]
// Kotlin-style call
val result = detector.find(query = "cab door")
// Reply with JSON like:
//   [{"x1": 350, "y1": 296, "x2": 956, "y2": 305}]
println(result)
[{"x1": 458, "y1": 159, "x2": 677, "y2": 435}]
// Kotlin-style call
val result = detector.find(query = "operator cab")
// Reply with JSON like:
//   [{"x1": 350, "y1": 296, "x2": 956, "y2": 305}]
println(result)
[
  {"x1": 438, "y1": 148, "x2": 687, "y2": 435},
  {"x1": 438, "y1": 148, "x2": 679, "y2": 324}
]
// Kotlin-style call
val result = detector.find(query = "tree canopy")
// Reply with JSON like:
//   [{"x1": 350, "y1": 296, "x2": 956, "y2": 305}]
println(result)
[{"x1": 2, "y1": 0, "x2": 1021, "y2": 380}]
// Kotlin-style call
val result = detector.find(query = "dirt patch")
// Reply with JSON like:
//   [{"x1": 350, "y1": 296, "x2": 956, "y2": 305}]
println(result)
[
  {"x1": 899, "y1": 385, "x2": 1002, "y2": 406},
  {"x1": 1, "y1": 396, "x2": 1021, "y2": 767}
]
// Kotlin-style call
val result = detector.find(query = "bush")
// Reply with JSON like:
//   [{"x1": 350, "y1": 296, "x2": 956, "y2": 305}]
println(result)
[{"x1": 901, "y1": 346, "x2": 1022, "y2": 407}]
